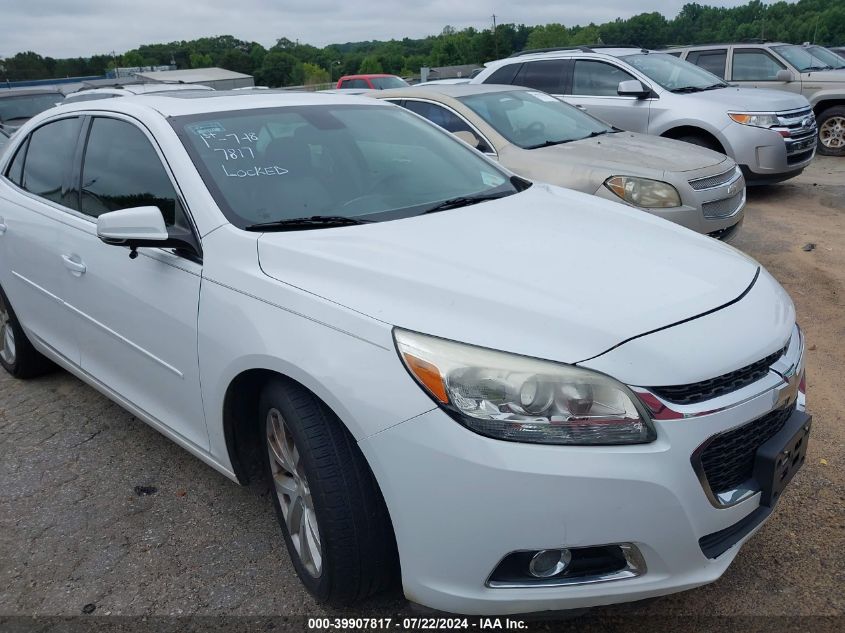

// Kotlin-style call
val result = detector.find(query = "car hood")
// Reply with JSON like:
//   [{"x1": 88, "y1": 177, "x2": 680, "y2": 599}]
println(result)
[
  {"x1": 525, "y1": 131, "x2": 727, "y2": 174},
  {"x1": 802, "y1": 69, "x2": 845, "y2": 83},
  {"x1": 256, "y1": 184, "x2": 759, "y2": 364},
  {"x1": 682, "y1": 86, "x2": 809, "y2": 112}
]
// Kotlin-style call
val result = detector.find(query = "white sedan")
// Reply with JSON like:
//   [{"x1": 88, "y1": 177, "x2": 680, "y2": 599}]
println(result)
[{"x1": 0, "y1": 92, "x2": 809, "y2": 615}]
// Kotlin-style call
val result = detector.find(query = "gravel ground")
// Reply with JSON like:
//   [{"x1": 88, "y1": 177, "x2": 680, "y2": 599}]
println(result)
[{"x1": 0, "y1": 158, "x2": 843, "y2": 632}]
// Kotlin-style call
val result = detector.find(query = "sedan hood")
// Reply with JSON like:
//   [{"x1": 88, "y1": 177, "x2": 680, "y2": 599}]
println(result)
[
  {"x1": 528, "y1": 131, "x2": 727, "y2": 174},
  {"x1": 685, "y1": 86, "x2": 809, "y2": 112},
  {"x1": 257, "y1": 184, "x2": 758, "y2": 363}
]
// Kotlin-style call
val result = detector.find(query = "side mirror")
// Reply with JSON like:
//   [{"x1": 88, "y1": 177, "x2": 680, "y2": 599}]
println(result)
[
  {"x1": 617, "y1": 79, "x2": 650, "y2": 99},
  {"x1": 775, "y1": 69, "x2": 794, "y2": 82},
  {"x1": 453, "y1": 130, "x2": 482, "y2": 149},
  {"x1": 97, "y1": 206, "x2": 168, "y2": 245},
  {"x1": 97, "y1": 206, "x2": 201, "y2": 259}
]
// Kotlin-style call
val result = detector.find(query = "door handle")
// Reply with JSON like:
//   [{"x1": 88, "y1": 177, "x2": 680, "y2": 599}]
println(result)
[
  {"x1": 61, "y1": 254, "x2": 87, "y2": 275},
  {"x1": 575, "y1": 104, "x2": 587, "y2": 110},
  {"x1": 0, "y1": 217, "x2": 6, "y2": 235}
]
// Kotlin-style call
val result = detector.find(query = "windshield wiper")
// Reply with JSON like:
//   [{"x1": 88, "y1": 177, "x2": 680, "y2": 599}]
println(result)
[
  {"x1": 805, "y1": 65, "x2": 832, "y2": 71},
  {"x1": 421, "y1": 191, "x2": 514, "y2": 215},
  {"x1": 243, "y1": 215, "x2": 373, "y2": 232},
  {"x1": 524, "y1": 138, "x2": 572, "y2": 149}
]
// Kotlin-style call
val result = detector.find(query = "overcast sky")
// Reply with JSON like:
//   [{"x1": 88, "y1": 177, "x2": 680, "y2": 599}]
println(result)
[{"x1": 1, "y1": 0, "x2": 780, "y2": 59}]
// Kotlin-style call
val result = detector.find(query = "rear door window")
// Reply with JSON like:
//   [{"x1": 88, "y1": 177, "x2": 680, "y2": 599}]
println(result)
[
  {"x1": 19, "y1": 117, "x2": 82, "y2": 209},
  {"x1": 483, "y1": 64, "x2": 521, "y2": 85},
  {"x1": 512, "y1": 60, "x2": 566, "y2": 94},
  {"x1": 687, "y1": 49, "x2": 728, "y2": 78}
]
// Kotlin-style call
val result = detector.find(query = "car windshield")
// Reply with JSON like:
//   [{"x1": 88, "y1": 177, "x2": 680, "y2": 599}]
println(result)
[
  {"x1": 458, "y1": 89, "x2": 613, "y2": 149},
  {"x1": 805, "y1": 46, "x2": 845, "y2": 69},
  {"x1": 0, "y1": 93, "x2": 63, "y2": 123},
  {"x1": 173, "y1": 103, "x2": 519, "y2": 228},
  {"x1": 774, "y1": 45, "x2": 840, "y2": 71},
  {"x1": 370, "y1": 76, "x2": 410, "y2": 89},
  {"x1": 621, "y1": 53, "x2": 727, "y2": 92}
]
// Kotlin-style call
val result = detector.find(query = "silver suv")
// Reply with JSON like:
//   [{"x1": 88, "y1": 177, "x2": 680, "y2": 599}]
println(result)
[
  {"x1": 669, "y1": 42, "x2": 845, "y2": 156},
  {"x1": 471, "y1": 46, "x2": 816, "y2": 184}
]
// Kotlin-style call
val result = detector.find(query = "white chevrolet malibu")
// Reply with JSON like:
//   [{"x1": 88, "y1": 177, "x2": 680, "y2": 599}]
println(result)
[{"x1": 0, "y1": 93, "x2": 809, "y2": 616}]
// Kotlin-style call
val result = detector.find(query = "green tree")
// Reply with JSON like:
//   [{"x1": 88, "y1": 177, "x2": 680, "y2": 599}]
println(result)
[{"x1": 358, "y1": 55, "x2": 384, "y2": 73}]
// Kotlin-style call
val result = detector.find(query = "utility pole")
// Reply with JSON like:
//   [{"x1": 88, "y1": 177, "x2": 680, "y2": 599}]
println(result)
[{"x1": 492, "y1": 13, "x2": 498, "y2": 59}]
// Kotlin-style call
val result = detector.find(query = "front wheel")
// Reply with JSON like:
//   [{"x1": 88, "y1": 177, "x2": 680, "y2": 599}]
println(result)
[
  {"x1": 817, "y1": 106, "x2": 845, "y2": 156},
  {"x1": 0, "y1": 285, "x2": 55, "y2": 379},
  {"x1": 259, "y1": 378, "x2": 398, "y2": 606}
]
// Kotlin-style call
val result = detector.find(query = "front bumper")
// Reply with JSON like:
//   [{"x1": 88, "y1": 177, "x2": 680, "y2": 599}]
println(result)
[
  {"x1": 592, "y1": 165, "x2": 745, "y2": 239},
  {"x1": 359, "y1": 334, "x2": 806, "y2": 615},
  {"x1": 723, "y1": 120, "x2": 816, "y2": 183}
]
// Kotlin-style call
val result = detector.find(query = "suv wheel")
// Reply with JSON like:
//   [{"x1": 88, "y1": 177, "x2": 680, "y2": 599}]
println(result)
[
  {"x1": 817, "y1": 107, "x2": 845, "y2": 156},
  {"x1": 675, "y1": 134, "x2": 720, "y2": 152},
  {"x1": 0, "y1": 285, "x2": 55, "y2": 379},
  {"x1": 259, "y1": 378, "x2": 397, "y2": 606}
]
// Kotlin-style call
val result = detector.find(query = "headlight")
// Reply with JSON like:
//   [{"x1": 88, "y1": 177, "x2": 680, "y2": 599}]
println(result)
[
  {"x1": 394, "y1": 329, "x2": 655, "y2": 445},
  {"x1": 604, "y1": 176, "x2": 681, "y2": 209},
  {"x1": 728, "y1": 112, "x2": 780, "y2": 129}
]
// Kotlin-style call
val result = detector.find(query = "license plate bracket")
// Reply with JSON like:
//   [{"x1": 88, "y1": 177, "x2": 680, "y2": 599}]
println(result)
[{"x1": 753, "y1": 409, "x2": 812, "y2": 508}]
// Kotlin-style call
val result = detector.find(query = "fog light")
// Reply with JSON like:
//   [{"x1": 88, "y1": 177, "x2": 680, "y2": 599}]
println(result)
[{"x1": 528, "y1": 549, "x2": 571, "y2": 578}]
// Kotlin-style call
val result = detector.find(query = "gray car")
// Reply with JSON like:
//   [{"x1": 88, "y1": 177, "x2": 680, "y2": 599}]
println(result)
[
  {"x1": 376, "y1": 85, "x2": 745, "y2": 239},
  {"x1": 471, "y1": 47, "x2": 816, "y2": 184},
  {"x1": 670, "y1": 42, "x2": 845, "y2": 156}
]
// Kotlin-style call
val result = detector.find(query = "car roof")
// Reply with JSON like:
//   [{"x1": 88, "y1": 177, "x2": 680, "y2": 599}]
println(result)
[
  {"x1": 495, "y1": 47, "x2": 646, "y2": 63},
  {"x1": 0, "y1": 88, "x2": 65, "y2": 98},
  {"x1": 666, "y1": 42, "x2": 791, "y2": 50},
  {"x1": 339, "y1": 74, "x2": 395, "y2": 79},
  {"x1": 50, "y1": 90, "x2": 393, "y2": 119},
  {"x1": 376, "y1": 84, "x2": 529, "y2": 100}
]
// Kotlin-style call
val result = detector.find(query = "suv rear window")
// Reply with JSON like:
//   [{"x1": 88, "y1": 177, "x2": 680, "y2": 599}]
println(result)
[
  {"x1": 687, "y1": 50, "x2": 728, "y2": 79},
  {"x1": 512, "y1": 61, "x2": 566, "y2": 94}
]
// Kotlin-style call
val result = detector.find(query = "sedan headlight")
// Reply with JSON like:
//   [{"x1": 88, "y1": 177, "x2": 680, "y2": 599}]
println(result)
[
  {"x1": 604, "y1": 176, "x2": 681, "y2": 209},
  {"x1": 728, "y1": 112, "x2": 780, "y2": 129},
  {"x1": 394, "y1": 329, "x2": 655, "y2": 445}
]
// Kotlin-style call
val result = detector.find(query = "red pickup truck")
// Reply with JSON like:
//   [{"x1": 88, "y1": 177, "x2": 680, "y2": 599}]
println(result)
[{"x1": 336, "y1": 74, "x2": 409, "y2": 89}]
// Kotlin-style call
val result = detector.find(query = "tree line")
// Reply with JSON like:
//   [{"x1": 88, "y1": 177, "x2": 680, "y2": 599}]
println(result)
[{"x1": 2, "y1": 0, "x2": 844, "y2": 87}]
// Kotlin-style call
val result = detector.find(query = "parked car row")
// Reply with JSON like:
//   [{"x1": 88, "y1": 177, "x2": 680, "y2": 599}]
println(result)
[
  {"x1": 375, "y1": 84, "x2": 745, "y2": 239},
  {"x1": 0, "y1": 42, "x2": 819, "y2": 617}
]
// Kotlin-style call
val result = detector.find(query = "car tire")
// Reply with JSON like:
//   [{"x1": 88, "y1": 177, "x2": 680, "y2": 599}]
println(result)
[
  {"x1": 0, "y1": 284, "x2": 56, "y2": 379},
  {"x1": 258, "y1": 378, "x2": 398, "y2": 606},
  {"x1": 676, "y1": 134, "x2": 721, "y2": 152},
  {"x1": 817, "y1": 106, "x2": 845, "y2": 156}
]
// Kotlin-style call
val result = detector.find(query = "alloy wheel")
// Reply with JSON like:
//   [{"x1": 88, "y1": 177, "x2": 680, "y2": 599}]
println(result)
[
  {"x1": 0, "y1": 295, "x2": 16, "y2": 366},
  {"x1": 266, "y1": 407, "x2": 323, "y2": 577},
  {"x1": 819, "y1": 116, "x2": 845, "y2": 149}
]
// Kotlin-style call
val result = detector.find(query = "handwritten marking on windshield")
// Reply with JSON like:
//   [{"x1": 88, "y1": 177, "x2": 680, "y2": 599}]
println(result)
[{"x1": 222, "y1": 165, "x2": 289, "y2": 178}]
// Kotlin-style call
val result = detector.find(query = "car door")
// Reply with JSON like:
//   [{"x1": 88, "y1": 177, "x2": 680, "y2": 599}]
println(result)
[
  {"x1": 58, "y1": 115, "x2": 208, "y2": 450},
  {"x1": 0, "y1": 116, "x2": 84, "y2": 365},
  {"x1": 730, "y1": 48, "x2": 801, "y2": 93},
  {"x1": 564, "y1": 59, "x2": 652, "y2": 133}
]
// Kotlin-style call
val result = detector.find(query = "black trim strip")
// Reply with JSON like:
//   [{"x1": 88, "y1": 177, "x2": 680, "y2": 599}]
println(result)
[
  {"x1": 578, "y1": 267, "x2": 760, "y2": 364},
  {"x1": 699, "y1": 506, "x2": 770, "y2": 559}
]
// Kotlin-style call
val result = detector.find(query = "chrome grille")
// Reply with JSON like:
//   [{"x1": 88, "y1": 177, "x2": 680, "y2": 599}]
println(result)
[
  {"x1": 698, "y1": 403, "x2": 795, "y2": 494},
  {"x1": 777, "y1": 107, "x2": 817, "y2": 159},
  {"x1": 689, "y1": 167, "x2": 738, "y2": 191},
  {"x1": 702, "y1": 190, "x2": 744, "y2": 219}
]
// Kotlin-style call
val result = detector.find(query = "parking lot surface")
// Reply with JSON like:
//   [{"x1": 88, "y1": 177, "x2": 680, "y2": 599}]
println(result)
[{"x1": 0, "y1": 158, "x2": 843, "y2": 628}]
